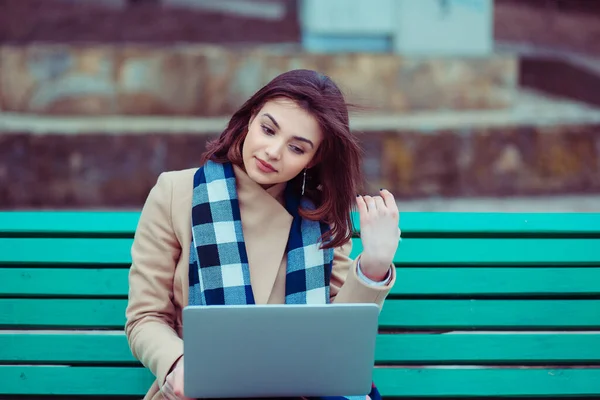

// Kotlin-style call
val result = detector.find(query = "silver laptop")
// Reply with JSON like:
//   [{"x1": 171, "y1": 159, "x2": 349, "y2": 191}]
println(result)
[{"x1": 182, "y1": 303, "x2": 379, "y2": 398}]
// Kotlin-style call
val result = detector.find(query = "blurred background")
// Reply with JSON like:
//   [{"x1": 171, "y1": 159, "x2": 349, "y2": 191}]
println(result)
[{"x1": 0, "y1": 0, "x2": 599, "y2": 212}]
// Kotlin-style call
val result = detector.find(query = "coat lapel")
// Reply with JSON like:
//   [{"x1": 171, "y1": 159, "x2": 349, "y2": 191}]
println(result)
[{"x1": 233, "y1": 165, "x2": 292, "y2": 304}]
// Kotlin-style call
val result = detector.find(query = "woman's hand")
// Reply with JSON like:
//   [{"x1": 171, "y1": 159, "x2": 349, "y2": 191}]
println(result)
[
  {"x1": 356, "y1": 189, "x2": 401, "y2": 281},
  {"x1": 162, "y1": 356, "x2": 193, "y2": 400}
]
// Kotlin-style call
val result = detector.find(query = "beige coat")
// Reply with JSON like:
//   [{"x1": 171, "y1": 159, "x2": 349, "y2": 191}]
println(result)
[{"x1": 125, "y1": 165, "x2": 396, "y2": 400}]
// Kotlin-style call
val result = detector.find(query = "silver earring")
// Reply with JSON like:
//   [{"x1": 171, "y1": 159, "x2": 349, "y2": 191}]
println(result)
[{"x1": 301, "y1": 169, "x2": 307, "y2": 196}]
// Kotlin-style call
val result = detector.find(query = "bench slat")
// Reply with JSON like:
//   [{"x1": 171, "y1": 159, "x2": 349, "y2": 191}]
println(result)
[
  {"x1": 375, "y1": 333, "x2": 600, "y2": 364},
  {"x1": 1, "y1": 365, "x2": 599, "y2": 397},
  {"x1": 352, "y1": 238, "x2": 600, "y2": 265},
  {"x1": 2, "y1": 332, "x2": 599, "y2": 365},
  {"x1": 0, "y1": 238, "x2": 132, "y2": 265},
  {"x1": 0, "y1": 333, "x2": 137, "y2": 363},
  {"x1": 2, "y1": 299, "x2": 599, "y2": 329},
  {"x1": 0, "y1": 299, "x2": 128, "y2": 328},
  {"x1": 380, "y1": 299, "x2": 600, "y2": 330},
  {"x1": 353, "y1": 212, "x2": 600, "y2": 236},
  {"x1": 388, "y1": 267, "x2": 600, "y2": 297},
  {"x1": 0, "y1": 366, "x2": 153, "y2": 396},
  {"x1": 0, "y1": 268, "x2": 129, "y2": 296},
  {"x1": 0, "y1": 212, "x2": 140, "y2": 235},
  {"x1": 373, "y1": 367, "x2": 600, "y2": 397},
  {"x1": 2, "y1": 211, "x2": 600, "y2": 236},
  {"x1": 1, "y1": 238, "x2": 599, "y2": 265},
  {"x1": 3, "y1": 267, "x2": 600, "y2": 297}
]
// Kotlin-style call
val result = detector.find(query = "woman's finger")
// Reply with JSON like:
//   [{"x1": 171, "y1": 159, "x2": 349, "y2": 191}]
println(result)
[
  {"x1": 363, "y1": 195, "x2": 376, "y2": 213},
  {"x1": 356, "y1": 195, "x2": 368, "y2": 215},
  {"x1": 380, "y1": 189, "x2": 398, "y2": 213},
  {"x1": 374, "y1": 196, "x2": 386, "y2": 214}
]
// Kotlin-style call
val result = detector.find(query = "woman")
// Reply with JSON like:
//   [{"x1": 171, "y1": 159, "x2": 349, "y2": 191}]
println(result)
[{"x1": 125, "y1": 69, "x2": 401, "y2": 400}]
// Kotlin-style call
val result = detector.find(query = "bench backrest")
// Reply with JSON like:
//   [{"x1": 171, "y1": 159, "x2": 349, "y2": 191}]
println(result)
[{"x1": 1, "y1": 211, "x2": 599, "y2": 398}]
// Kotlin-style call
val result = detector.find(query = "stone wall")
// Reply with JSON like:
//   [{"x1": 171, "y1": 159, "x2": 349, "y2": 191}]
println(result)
[
  {"x1": 0, "y1": 45, "x2": 517, "y2": 116},
  {"x1": 2, "y1": 124, "x2": 599, "y2": 209}
]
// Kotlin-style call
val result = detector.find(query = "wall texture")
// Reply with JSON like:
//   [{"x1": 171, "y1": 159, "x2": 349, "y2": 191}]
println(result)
[
  {"x1": 0, "y1": 45, "x2": 517, "y2": 116},
  {"x1": 0, "y1": 0, "x2": 301, "y2": 45},
  {"x1": 2, "y1": 124, "x2": 599, "y2": 209}
]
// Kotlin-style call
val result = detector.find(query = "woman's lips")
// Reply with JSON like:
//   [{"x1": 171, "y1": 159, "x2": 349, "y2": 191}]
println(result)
[{"x1": 255, "y1": 157, "x2": 277, "y2": 173}]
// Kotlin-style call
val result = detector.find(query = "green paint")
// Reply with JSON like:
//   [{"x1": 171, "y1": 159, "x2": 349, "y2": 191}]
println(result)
[
  {"x1": 375, "y1": 333, "x2": 600, "y2": 364},
  {"x1": 3, "y1": 299, "x2": 599, "y2": 330},
  {"x1": 379, "y1": 299, "x2": 600, "y2": 329},
  {"x1": 1, "y1": 210, "x2": 599, "y2": 398},
  {"x1": 0, "y1": 299, "x2": 128, "y2": 327},
  {"x1": 0, "y1": 268, "x2": 129, "y2": 296},
  {"x1": 373, "y1": 368, "x2": 600, "y2": 397},
  {"x1": 2, "y1": 332, "x2": 598, "y2": 366},
  {"x1": 351, "y1": 238, "x2": 600, "y2": 265},
  {"x1": 0, "y1": 238, "x2": 133, "y2": 264},
  {"x1": 1, "y1": 237, "x2": 598, "y2": 265},
  {"x1": 3, "y1": 267, "x2": 599, "y2": 297},
  {"x1": 1, "y1": 366, "x2": 599, "y2": 397},
  {"x1": 0, "y1": 334, "x2": 137, "y2": 363},
  {"x1": 389, "y1": 267, "x2": 600, "y2": 296},
  {"x1": 2, "y1": 211, "x2": 600, "y2": 236}
]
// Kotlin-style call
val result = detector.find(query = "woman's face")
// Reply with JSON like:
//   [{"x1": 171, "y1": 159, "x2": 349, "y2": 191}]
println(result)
[{"x1": 242, "y1": 98, "x2": 323, "y2": 188}]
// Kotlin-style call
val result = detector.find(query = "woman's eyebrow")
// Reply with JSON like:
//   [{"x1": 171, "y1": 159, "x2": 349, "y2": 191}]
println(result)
[
  {"x1": 292, "y1": 136, "x2": 314, "y2": 149},
  {"x1": 263, "y1": 113, "x2": 280, "y2": 129}
]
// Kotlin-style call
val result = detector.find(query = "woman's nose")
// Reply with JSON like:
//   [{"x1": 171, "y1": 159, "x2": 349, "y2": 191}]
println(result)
[{"x1": 265, "y1": 143, "x2": 283, "y2": 160}]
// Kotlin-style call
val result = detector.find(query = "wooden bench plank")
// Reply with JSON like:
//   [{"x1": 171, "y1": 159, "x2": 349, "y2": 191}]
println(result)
[
  {"x1": 3, "y1": 267, "x2": 600, "y2": 297},
  {"x1": 352, "y1": 238, "x2": 600, "y2": 265},
  {"x1": 372, "y1": 367, "x2": 600, "y2": 397},
  {"x1": 2, "y1": 211, "x2": 600, "y2": 236},
  {"x1": 0, "y1": 238, "x2": 132, "y2": 265},
  {"x1": 389, "y1": 267, "x2": 600, "y2": 297},
  {"x1": 0, "y1": 332, "x2": 137, "y2": 363},
  {"x1": 1, "y1": 365, "x2": 599, "y2": 397},
  {"x1": 2, "y1": 332, "x2": 599, "y2": 365},
  {"x1": 2, "y1": 238, "x2": 599, "y2": 265},
  {"x1": 3, "y1": 299, "x2": 599, "y2": 329},
  {"x1": 0, "y1": 299, "x2": 128, "y2": 328},
  {"x1": 379, "y1": 299, "x2": 600, "y2": 330},
  {"x1": 353, "y1": 212, "x2": 600, "y2": 236},
  {"x1": 375, "y1": 333, "x2": 600, "y2": 364},
  {"x1": 0, "y1": 211, "x2": 140, "y2": 236},
  {"x1": 0, "y1": 268, "x2": 129, "y2": 297},
  {"x1": 0, "y1": 366, "x2": 153, "y2": 396}
]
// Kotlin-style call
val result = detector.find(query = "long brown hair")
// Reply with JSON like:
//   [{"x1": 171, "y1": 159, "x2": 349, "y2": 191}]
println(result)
[{"x1": 201, "y1": 69, "x2": 363, "y2": 249}]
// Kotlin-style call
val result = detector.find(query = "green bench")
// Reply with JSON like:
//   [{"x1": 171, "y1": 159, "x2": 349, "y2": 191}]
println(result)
[{"x1": 1, "y1": 211, "x2": 599, "y2": 399}]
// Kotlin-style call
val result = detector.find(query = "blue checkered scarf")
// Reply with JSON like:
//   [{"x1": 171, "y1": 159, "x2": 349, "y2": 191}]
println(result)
[{"x1": 187, "y1": 160, "x2": 382, "y2": 400}]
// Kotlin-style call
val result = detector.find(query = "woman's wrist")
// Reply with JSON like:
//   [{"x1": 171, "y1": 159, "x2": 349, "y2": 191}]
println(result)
[{"x1": 358, "y1": 255, "x2": 392, "y2": 283}]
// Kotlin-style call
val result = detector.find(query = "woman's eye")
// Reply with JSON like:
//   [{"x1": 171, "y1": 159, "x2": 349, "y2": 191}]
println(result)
[
  {"x1": 290, "y1": 145, "x2": 305, "y2": 155},
  {"x1": 261, "y1": 125, "x2": 275, "y2": 135}
]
